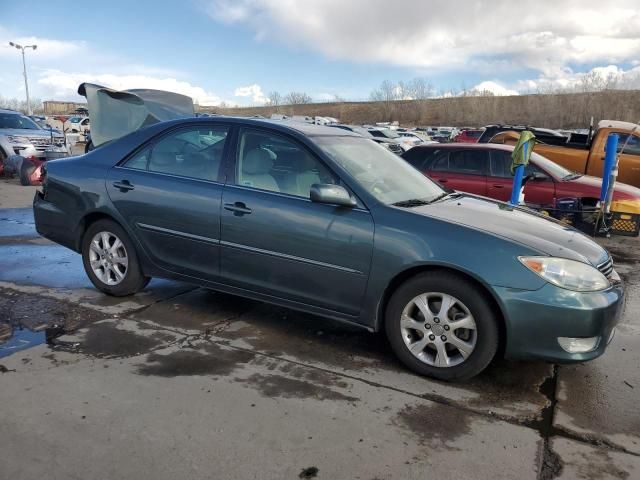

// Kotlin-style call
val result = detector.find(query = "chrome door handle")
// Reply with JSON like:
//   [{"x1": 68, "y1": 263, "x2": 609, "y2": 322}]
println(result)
[
  {"x1": 113, "y1": 180, "x2": 134, "y2": 192},
  {"x1": 224, "y1": 202, "x2": 252, "y2": 216}
]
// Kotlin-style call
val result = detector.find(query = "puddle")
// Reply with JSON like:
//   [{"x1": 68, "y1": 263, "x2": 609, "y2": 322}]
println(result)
[
  {"x1": 0, "y1": 289, "x2": 105, "y2": 358},
  {"x1": 0, "y1": 327, "x2": 47, "y2": 358}
]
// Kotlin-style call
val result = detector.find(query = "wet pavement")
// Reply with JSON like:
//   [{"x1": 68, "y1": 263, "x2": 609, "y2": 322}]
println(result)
[{"x1": 1, "y1": 202, "x2": 639, "y2": 479}]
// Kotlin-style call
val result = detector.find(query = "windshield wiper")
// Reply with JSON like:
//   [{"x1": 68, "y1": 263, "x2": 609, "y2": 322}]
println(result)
[
  {"x1": 392, "y1": 198, "x2": 431, "y2": 207},
  {"x1": 427, "y1": 191, "x2": 462, "y2": 204},
  {"x1": 563, "y1": 172, "x2": 583, "y2": 180}
]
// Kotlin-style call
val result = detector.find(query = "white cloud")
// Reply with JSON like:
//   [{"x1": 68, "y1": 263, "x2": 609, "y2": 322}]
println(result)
[
  {"x1": 0, "y1": 29, "x2": 85, "y2": 59},
  {"x1": 37, "y1": 70, "x2": 222, "y2": 106},
  {"x1": 234, "y1": 83, "x2": 267, "y2": 104},
  {"x1": 470, "y1": 81, "x2": 519, "y2": 96},
  {"x1": 205, "y1": 0, "x2": 640, "y2": 77},
  {"x1": 516, "y1": 65, "x2": 640, "y2": 93}
]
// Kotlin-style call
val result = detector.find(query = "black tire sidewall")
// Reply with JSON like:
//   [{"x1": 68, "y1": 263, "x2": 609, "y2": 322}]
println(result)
[
  {"x1": 81, "y1": 219, "x2": 148, "y2": 296},
  {"x1": 20, "y1": 160, "x2": 35, "y2": 186},
  {"x1": 385, "y1": 271, "x2": 499, "y2": 381}
]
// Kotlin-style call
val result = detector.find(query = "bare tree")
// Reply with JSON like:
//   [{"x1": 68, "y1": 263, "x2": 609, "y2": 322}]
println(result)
[
  {"x1": 284, "y1": 92, "x2": 312, "y2": 104},
  {"x1": 407, "y1": 77, "x2": 434, "y2": 100},
  {"x1": 0, "y1": 96, "x2": 43, "y2": 114},
  {"x1": 267, "y1": 91, "x2": 282, "y2": 107}
]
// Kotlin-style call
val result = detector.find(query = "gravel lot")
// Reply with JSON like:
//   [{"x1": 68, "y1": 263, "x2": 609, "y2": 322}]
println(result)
[{"x1": 1, "y1": 176, "x2": 639, "y2": 479}]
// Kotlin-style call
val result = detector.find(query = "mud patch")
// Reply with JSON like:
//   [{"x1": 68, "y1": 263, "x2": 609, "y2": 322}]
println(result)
[
  {"x1": 463, "y1": 360, "x2": 553, "y2": 416},
  {"x1": 218, "y1": 304, "x2": 397, "y2": 372},
  {"x1": 132, "y1": 289, "x2": 256, "y2": 331},
  {"x1": 238, "y1": 372, "x2": 359, "y2": 402},
  {"x1": 298, "y1": 466, "x2": 319, "y2": 479},
  {"x1": 136, "y1": 343, "x2": 254, "y2": 377},
  {"x1": 539, "y1": 442, "x2": 563, "y2": 480},
  {"x1": 78, "y1": 322, "x2": 164, "y2": 358},
  {"x1": 392, "y1": 403, "x2": 473, "y2": 450},
  {"x1": 0, "y1": 288, "x2": 105, "y2": 358}
]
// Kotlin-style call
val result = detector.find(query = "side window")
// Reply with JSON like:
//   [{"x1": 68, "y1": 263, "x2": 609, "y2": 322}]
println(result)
[
  {"x1": 124, "y1": 126, "x2": 228, "y2": 181},
  {"x1": 125, "y1": 148, "x2": 150, "y2": 170},
  {"x1": 448, "y1": 150, "x2": 488, "y2": 175},
  {"x1": 402, "y1": 148, "x2": 427, "y2": 169},
  {"x1": 237, "y1": 130, "x2": 337, "y2": 198},
  {"x1": 490, "y1": 151, "x2": 511, "y2": 178},
  {"x1": 616, "y1": 134, "x2": 640, "y2": 156},
  {"x1": 431, "y1": 151, "x2": 449, "y2": 171}
]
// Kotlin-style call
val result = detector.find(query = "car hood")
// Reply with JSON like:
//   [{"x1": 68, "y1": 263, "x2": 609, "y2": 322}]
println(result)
[
  {"x1": 566, "y1": 175, "x2": 640, "y2": 200},
  {"x1": 410, "y1": 194, "x2": 608, "y2": 266},
  {"x1": 1, "y1": 128, "x2": 57, "y2": 137}
]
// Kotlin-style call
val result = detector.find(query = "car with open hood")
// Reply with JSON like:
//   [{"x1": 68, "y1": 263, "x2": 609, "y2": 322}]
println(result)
[{"x1": 34, "y1": 117, "x2": 623, "y2": 381}]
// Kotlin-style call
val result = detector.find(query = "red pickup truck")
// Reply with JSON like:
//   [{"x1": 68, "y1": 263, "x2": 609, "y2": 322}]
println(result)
[{"x1": 402, "y1": 143, "x2": 640, "y2": 216}]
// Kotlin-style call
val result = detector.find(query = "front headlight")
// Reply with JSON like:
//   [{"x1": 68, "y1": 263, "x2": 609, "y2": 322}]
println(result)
[
  {"x1": 7, "y1": 135, "x2": 30, "y2": 144},
  {"x1": 518, "y1": 256, "x2": 609, "y2": 292}
]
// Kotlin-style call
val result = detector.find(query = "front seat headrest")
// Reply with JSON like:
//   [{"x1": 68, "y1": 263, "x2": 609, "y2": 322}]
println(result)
[{"x1": 243, "y1": 148, "x2": 274, "y2": 175}]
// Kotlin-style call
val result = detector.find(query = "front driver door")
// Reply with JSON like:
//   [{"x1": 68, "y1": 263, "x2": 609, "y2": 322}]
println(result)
[
  {"x1": 106, "y1": 124, "x2": 231, "y2": 280},
  {"x1": 219, "y1": 128, "x2": 374, "y2": 316}
]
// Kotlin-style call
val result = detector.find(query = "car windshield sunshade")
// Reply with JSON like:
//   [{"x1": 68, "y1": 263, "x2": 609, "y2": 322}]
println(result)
[{"x1": 78, "y1": 83, "x2": 194, "y2": 147}]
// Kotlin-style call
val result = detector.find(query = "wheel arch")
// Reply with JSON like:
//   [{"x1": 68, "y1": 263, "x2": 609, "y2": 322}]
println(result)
[
  {"x1": 75, "y1": 211, "x2": 123, "y2": 251},
  {"x1": 375, "y1": 264, "x2": 508, "y2": 357}
]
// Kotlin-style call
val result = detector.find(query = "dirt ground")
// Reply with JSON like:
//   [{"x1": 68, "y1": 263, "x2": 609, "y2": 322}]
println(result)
[{"x1": 1, "y1": 178, "x2": 639, "y2": 480}]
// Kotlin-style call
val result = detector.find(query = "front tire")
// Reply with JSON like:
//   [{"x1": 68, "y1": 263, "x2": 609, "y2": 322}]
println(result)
[
  {"x1": 82, "y1": 219, "x2": 150, "y2": 296},
  {"x1": 385, "y1": 271, "x2": 499, "y2": 381}
]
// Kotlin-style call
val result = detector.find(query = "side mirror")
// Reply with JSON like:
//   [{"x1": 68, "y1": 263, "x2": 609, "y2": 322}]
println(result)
[
  {"x1": 310, "y1": 184, "x2": 356, "y2": 208},
  {"x1": 529, "y1": 171, "x2": 548, "y2": 181}
]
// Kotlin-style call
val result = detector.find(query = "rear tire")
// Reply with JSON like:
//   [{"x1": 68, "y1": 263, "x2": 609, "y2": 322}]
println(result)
[
  {"x1": 20, "y1": 159, "x2": 35, "y2": 186},
  {"x1": 82, "y1": 219, "x2": 150, "y2": 296},
  {"x1": 385, "y1": 271, "x2": 499, "y2": 381}
]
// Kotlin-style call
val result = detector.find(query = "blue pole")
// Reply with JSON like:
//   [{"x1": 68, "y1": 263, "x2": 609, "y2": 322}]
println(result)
[
  {"x1": 510, "y1": 142, "x2": 527, "y2": 205},
  {"x1": 600, "y1": 134, "x2": 619, "y2": 202}
]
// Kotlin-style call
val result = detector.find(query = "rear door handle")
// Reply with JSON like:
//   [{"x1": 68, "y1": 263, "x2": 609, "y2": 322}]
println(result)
[
  {"x1": 113, "y1": 180, "x2": 134, "y2": 192},
  {"x1": 492, "y1": 184, "x2": 505, "y2": 188},
  {"x1": 224, "y1": 202, "x2": 252, "y2": 216},
  {"x1": 437, "y1": 178, "x2": 448, "y2": 183}
]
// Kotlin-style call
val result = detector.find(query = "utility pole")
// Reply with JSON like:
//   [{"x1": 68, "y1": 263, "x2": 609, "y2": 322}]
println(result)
[{"x1": 9, "y1": 42, "x2": 38, "y2": 115}]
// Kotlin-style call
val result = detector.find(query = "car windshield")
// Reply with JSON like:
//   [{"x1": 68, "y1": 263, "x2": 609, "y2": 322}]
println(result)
[
  {"x1": 531, "y1": 152, "x2": 575, "y2": 179},
  {"x1": 316, "y1": 136, "x2": 445, "y2": 205},
  {"x1": 0, "y1": 113, "x2": 40, "y2": 130},
  {"x1": 375, "y1": 129, "x2": 400, "y2": 139}
]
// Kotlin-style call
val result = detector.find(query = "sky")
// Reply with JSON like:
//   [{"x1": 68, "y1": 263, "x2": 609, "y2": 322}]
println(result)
[{"x1": 1, "y1": 0, "x2": 639, "y2": 106}]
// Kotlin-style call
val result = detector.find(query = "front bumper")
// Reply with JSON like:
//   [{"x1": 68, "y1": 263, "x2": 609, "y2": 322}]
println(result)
[
  {"x1": 1, "y1": 140, "x2": 68, "y2": 160},
  {"x1": 495, "y1": 280, "x2": 624, "y2": 362}
]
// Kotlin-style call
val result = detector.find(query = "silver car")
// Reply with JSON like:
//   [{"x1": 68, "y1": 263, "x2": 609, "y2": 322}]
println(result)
[{"x1": 0, "y1": 109, "x2": 67, "y2": 164}]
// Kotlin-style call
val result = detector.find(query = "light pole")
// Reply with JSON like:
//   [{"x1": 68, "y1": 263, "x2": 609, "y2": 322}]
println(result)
[{"x1": 9, "y1": 41, "x2": 38, "y2": 115}]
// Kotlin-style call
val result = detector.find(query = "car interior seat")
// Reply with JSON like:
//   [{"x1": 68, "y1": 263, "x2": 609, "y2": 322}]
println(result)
[
  {"x1": 240, "y1": 148, "x2": 278, "y2": 191},
  {"x1": 293, "y1": 153, "x2": 322, "y2": 198}
]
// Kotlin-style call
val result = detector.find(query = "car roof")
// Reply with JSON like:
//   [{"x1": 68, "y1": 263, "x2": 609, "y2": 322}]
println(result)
[
  {"x1": 160, "y1": 116, "x2": 361, "y2": 137},
  {"x1": 412, "y1": 143, "x2": 515, "y2": 152}
]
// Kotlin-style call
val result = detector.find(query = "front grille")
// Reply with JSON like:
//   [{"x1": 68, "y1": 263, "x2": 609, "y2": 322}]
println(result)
[
  {"x1": 28, "y1": 137, "x2": 64, "y2": 147},
  {"x1": 597, "y1": 257, "x2": 614, "y2": 278},
  {"x1": 388, "y1": 144, "x2": 403, "y2": 154}
]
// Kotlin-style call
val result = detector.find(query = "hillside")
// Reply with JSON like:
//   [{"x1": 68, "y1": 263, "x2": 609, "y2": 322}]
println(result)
[{"x1": 205, "y1": 90, "x2": 640, "y2": 129}]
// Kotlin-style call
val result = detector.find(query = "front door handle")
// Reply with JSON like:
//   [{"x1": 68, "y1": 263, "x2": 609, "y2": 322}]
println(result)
[
  {"x1": 437, "y1": 178, "x2": 448, "y2": 183},
  {"x1": 224, "y1": 202, "x2": 252, "y2": 216},
  {"x1": 113, "y1": 180, "x2": 134, "y2": 192}
]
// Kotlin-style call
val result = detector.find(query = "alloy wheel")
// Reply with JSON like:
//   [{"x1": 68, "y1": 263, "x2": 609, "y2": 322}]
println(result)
[
  {"x1": 400, "y1": 292, "x2": 477, "y2": 368},
  {"x1": 88, "y1": 231, "x2": 129, "y2": 286}
]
